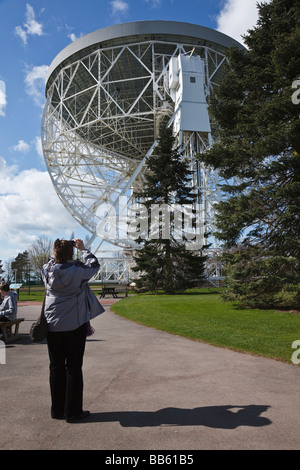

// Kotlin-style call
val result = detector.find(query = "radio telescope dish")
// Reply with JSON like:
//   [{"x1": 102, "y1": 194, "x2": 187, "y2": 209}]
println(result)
[{"x1": 42, "y1": 21, "x2": 243, "y2": 264}]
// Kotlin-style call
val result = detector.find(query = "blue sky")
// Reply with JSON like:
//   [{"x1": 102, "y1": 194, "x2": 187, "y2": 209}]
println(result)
[{"x1": 0, "y1": 0, "x2": 265, "y2": 267}]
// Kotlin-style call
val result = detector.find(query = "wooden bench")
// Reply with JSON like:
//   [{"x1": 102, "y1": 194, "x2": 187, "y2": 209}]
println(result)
[
  {"x1": 99, "y1": 287, "x2": 119, "y2": 298},
  {"x1": 0, "y1": 318, "x2": 25, "y2": 343}
]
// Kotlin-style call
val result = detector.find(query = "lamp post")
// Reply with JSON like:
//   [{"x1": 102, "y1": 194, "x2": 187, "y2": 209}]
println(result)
[{"x1": 27, "y1": 261, "x2": 31, "y2": 295}]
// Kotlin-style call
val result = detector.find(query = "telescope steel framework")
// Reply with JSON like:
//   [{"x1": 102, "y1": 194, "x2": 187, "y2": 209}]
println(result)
[{"x1": 42, "y1": 21, "x2": 243, "y2": 283}]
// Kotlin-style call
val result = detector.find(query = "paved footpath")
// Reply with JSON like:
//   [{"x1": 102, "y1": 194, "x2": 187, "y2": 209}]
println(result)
[{"x1": 1, "y1": 300, "x2": 300, "y2": 450}]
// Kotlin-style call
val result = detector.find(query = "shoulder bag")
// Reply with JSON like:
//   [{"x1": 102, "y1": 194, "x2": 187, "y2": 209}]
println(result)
[{"x1": 30, "y1": 295, "x2": 48, "y2": 343}]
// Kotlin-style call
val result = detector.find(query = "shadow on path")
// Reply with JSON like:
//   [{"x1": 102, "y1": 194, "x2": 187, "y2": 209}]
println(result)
[{"x1": 80, "y1": 405, "x2": 271, "y2": 429}]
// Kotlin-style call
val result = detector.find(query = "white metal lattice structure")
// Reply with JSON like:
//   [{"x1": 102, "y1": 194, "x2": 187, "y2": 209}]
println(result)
[{"x1": 42, "y1": 21, "x2": 243, "y2": 281}]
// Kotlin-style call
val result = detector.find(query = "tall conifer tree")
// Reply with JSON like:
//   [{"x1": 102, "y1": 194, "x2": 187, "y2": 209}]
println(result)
[
  {"x1": 132, "y1": 123, "x2": 206, "y2": 293},
  {"x1": 198, "y1": 0, "x2": 300, "y2": 307}
]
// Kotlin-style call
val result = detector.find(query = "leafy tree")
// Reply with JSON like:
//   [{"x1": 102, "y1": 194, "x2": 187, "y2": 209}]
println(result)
[
  {"x1": 132, "y1": 123, "x2": 206, "y2": 293},
  {"x1": 11, "y1": 251, "x2": 29, "y2": 283},
  {"x1": 4, "y1": 259, "x2": 14, "y2": 282},
  {"x1": 198, "y1": 0, "x2": 300, "y2": 307},
  {"x1": 220, "y1": 246, "x2": 298, "y2": 308},
  {"x1": 28, "y1": 235, "x2": 53, "y2": 280}
]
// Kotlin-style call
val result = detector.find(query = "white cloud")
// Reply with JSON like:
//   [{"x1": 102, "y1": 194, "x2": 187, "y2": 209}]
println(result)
[
  {"x1": 216, "y1": 0, "x2": 272, "y2": 46},
  {"x1": 13, "y1": 140, "x2": 30, "y2": 153},
  {"x1": 33, "y1": 136, "x2": 43, "y2": 158},
  {"x1": 0, "y1": 80, "x2": 7, "y2": 117},
  {"x1": 143, "y1": 0, "x2": 161, "y2": 7},
  {"x1": 65, "y1": 24, "x2": 84, "y2": 43},
  {"x1": 14, "y1": 26, "x2": 28, "y2": 45},
  {"x1": 24, "y1": 64, "x2": 48, "y2": 107},
  {"x1": 10, "y1": 136, "x2": 44, "y2": 160},
  {"x1": 68, "y1": 33, "x2": 77, "y2": 42},
  {"x1": 110, "y1": 0, "x2": 129, "y2": 15},
  {"x1": 0, "y1": 157, "x2": 17, "y2": 178},
  {"x1": 67, "y1": 31, "x2": 84, "y2": 42},
  {"x1": 15, "y1": 3, "x2": 44, "y2": 45},
  {"x1": 0, "y1": 158, "x2": 82, "y2": 261},
  {"x1": 24, "y1": 3, "x2": 43, "y2": 36}
]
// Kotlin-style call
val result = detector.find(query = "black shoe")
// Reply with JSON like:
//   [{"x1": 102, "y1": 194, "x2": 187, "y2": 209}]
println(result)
[
  {"x1": 51, "y1": 414, "x2": 65, "y2": 420},
  {"x1": 66, "y1": 410, "x2": 90, "y2": 423}
]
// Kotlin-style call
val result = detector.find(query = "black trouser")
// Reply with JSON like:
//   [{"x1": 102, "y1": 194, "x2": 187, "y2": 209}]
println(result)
[{"x1": 46, "y1": 323, "x2": 87, "y2": 419}]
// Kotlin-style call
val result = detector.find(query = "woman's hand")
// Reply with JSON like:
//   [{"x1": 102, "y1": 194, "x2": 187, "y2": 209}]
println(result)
[{"x1": 73, "y1": 239, "x2": 85, "y2": 251}]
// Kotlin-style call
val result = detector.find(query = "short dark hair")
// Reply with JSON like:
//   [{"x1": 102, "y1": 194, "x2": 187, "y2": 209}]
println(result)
[
  {"x1": 0, "y1": 282, "x2": 10, "y2": 292},
  {"x1": 53, "y1": 239, "x2": 74, "y2": 263}
]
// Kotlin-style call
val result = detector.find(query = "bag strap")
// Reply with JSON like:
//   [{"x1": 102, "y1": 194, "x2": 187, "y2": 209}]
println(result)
[{"x1": 41, "y1": 292, "x2": 46, "y2": 317}]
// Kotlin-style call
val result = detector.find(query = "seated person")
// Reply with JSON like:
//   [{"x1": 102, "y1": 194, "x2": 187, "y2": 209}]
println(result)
[
  {"x1": 0, "y1": 283, "x2": 18, "y2": 322},
  {"x1": 0, "y1": 278, "x2": 4, "y2": 305}
]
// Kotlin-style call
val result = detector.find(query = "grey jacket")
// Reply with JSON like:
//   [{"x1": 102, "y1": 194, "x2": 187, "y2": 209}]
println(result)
[
  {"x1": 41, "y1": 249, "x2": 104, "y2": 332},
  {"x1": 0, "y1": 291, "x2": 18, "y2": 320}
]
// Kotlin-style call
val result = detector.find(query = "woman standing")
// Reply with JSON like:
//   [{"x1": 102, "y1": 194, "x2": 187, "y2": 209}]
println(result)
[{"x1": 41, "y1": 238, "x2": 104, "y2": 423}]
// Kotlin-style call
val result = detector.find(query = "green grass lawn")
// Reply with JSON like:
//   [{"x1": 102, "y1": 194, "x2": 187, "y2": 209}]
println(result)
[
  {"x1": 111, "y1": 290, "x2": 300, "y2": 364},
  {"x1": 18, "y1": 290, "x2": 45, "y2": 302}
]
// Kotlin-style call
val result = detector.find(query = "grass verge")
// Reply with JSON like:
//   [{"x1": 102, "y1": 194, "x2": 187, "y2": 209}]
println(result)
[
  {"x1": 18, "y1": 291, "x2": 45, "y2": 302},
  {"x1": 111, "y1": 290, "x2": 300, "y2": 364}
]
